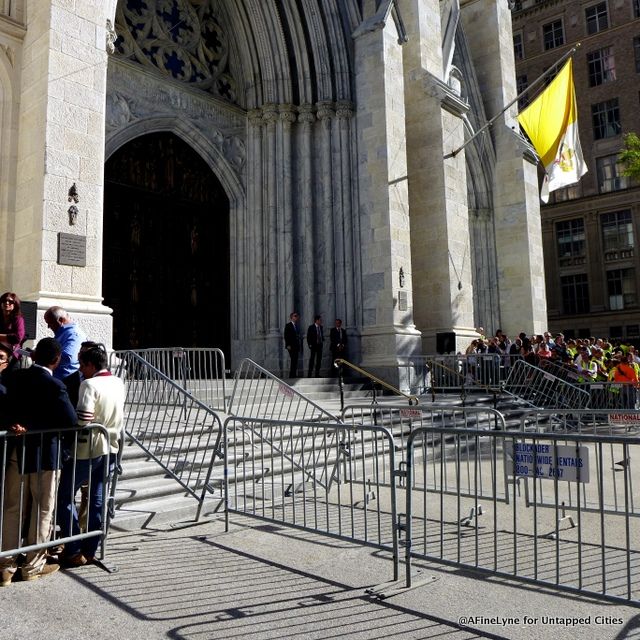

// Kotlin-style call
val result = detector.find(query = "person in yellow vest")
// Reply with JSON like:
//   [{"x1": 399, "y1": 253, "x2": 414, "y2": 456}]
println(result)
[{"x1": 566, "y1": 339, "x2": 578, "y2": 360}]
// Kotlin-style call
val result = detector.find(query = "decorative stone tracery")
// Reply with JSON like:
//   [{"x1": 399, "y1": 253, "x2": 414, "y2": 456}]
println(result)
[{"x1": 114, "y1": 0, "x2": 238, "y2": 103}]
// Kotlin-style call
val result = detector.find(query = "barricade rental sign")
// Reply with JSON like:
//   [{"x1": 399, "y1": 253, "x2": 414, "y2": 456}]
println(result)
[
  {"x1": 610, "y1": 413, "x2": 640, "y2": 428},
  {"x1": 507, "y1": 442, "x2": 590, "y2": 482}
]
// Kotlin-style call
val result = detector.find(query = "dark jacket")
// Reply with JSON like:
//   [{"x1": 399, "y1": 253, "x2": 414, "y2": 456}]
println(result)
[
  {"x1": 306, "y1": 323, "x2": 324, "y2": 349},
  {"x1": 284, "y1": 321, "x2": 301, "y2": 352},
  {"x1": 329, "y1": 327, "x2": 347, "y2": 356},
  {"x1": 4, "y1": 365, "x2": 77, "y2": 473}
]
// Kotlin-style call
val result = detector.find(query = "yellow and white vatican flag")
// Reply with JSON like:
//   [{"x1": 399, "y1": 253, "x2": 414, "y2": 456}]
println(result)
[{"x1": 517, "y1": 59, "x2": 587, "y2": 203}]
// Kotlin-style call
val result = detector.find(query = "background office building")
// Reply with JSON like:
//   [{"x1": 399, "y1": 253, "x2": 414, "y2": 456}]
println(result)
[{"x1": 512, "y1": 0, "x2": 640, "y2": 341}]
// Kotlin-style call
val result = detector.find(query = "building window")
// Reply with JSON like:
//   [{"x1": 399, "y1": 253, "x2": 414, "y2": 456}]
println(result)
[
  {"x1": 635, "y1": 0, "x2": 640, "y2": 18},
  {"x1": 607, "y1": 269, "x2": 636, "y2": 310},
  {"x1": 587, "y1": 47, "x2": 616, "y2": 86},
  {"x1": 627, "y1": 325, "x2": 640, "y2": 337},
  {"x1": 556, "y1": 219, "x2": 585, "y2": 258},
  {"x1": 597, "y1": 155, "x2": 628, "y2": 193},
  {"x1": 561, "y1": 274, "x2": 590, "y2": 315},
  {"x1": 635, "y1": 38, "x2": 640, "y2": 73},
  {"x1": 543, "y1": 20, "x2": 564, "y2": 50},
  {"x1": 552, "y1": 184, "x2": 581, "y2": 202},
  {"x1": 514, "y1": 33, "x2": 524, "y2": 60},
  {"x1": 591, "y1": 98, "x2": 621, "y2": 140},
  {"x1": 601, "y1": 210, "x2": 634, "y2": 252},
  {"x1": 517, "y1": 74, "x2": 529, "y2": 109},
  {"x1": 585, "y1": 2, "x2": 609, "y2": 35}
]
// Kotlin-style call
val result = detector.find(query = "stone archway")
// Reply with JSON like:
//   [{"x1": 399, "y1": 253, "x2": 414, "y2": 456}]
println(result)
[{"x1": 103, "y1": 131, "x2": 230, "y2": 353}]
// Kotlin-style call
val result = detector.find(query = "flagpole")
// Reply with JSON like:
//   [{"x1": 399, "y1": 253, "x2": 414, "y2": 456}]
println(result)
[{"x1": 444, "y1": 42, "x2": 581, "y2": 159}]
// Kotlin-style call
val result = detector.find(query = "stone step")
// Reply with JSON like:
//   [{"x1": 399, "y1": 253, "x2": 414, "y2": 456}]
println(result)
[
  {"x1": 110, "y1": 493, "x2": 223, "y2": 531},
  {"x1": 113, "y1": 387, "x2": 515, "y2": 530}
]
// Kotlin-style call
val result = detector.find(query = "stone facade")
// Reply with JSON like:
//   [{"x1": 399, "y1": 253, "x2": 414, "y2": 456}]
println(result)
[{"x1": 0, "y1": 0, "x2": 547, "y2": 377}]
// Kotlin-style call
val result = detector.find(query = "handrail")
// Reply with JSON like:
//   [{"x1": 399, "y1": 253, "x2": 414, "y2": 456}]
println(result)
[
  {"x1": 425, "y1": 356, "x2": 503, "y2": 403},
  {"x1": 334, "y1": 358, "x2": 419, "y2": 409}
]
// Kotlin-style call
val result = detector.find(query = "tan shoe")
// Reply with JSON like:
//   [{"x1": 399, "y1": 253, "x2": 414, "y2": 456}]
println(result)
[
  {"x1": 1, "y1": 569, "x2": 15, "y2": 587},
  {"x1": 61, "y1": 553, "x2": 87, "y2": 568},
  {"x1": 23, "y1": 563, "x2": 60, "y2": 582}
]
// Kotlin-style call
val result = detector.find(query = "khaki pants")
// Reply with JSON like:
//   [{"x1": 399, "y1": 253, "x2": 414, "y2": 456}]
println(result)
[{"x1": 0, "y1": 452, "x2": 59, "y2": 578}]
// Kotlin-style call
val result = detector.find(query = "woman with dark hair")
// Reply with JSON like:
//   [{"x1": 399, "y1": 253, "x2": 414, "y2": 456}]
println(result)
[{"x1": 0, "y1": 292, "x2": 26, "y2": 366}]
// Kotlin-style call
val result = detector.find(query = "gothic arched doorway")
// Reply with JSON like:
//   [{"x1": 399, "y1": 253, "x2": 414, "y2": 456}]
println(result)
[{"x1": 103, "y1": 132, "x2": 230, "y2": 354}]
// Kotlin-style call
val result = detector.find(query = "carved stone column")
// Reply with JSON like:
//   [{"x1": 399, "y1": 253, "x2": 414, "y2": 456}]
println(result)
[
  {"x1": 247, "y1": 108, "x2": 264, "y2": 338},
  {"x1": 262, "y1": 104, "x2": 279, "y2": 345},
  {"x1": 279, "y1": 105, "x2": 296, "y2": 333},
  {"x1": 297, "y1": 104, "x2": 315, "y2": 324},
  {"x1": 316, "y1": 101, "x2": 335, "y2": 317},
  {"x1": 336, "y1": 100, "x2": 355, "y2": 329}
]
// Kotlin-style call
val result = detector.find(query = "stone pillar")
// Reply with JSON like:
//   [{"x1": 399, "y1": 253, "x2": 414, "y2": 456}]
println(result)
[
  {"x1": 247, "y1": 108, "x2": 264, "y2": 343},
  {"x1": 316, "y1": 100, "x2": 336, "y2": 318},
  {"x1": 279, "y1": 105, "x2": 296, "y2": 338},
  {"x1": 262, "y1": 103, "x2": 279, "y2": 331},
  {"x1": 353, "y1": 11, "x2": 421, "y2": 380},
  {"x1": 13, "y1": 1, "x2": 113, "y2": 343},
  {"x1": 402, "y1": 0, "x2": 476, "y2": 354},
  {"x1": 461, "y1": 0, "x2": 548, "y2": 336},
  {"x1": 297, "y1": 103, "x2": 315, "y2": 323},
  {"x1": 336, "y1": 101, "x2": 355, "y2": 327}
]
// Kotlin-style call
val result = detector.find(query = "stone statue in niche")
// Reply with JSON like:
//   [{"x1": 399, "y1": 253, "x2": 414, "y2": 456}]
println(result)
[
  {"x1": 190, "y1": 277, "x2": 198, "y2": 307},
  {"x1": 68, "y1": 205, "x2": 79, "y2": 225},
  {"x1": 190, "y1": 225, "x2": 199, "y2": 255},
  {"x1": 130, "y1": 215, "x2": 141, "y2": 248},
  {"x1": 68, "y1": 183, "x2": 79, "y2": 204},
  {"x1": 106, "y1": 19, "x2": 117, "y2": 55}
]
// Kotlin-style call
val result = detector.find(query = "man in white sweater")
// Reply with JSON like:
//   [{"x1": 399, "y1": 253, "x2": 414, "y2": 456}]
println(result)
[{"x1": 57, "y1": 344, "x2": 125, "y2": 566}]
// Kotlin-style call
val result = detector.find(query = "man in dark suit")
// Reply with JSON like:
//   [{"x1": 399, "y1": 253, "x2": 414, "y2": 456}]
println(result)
[
  {"x1": 0, "y1": 337, "x2": 77, "y2": 586},
  {"x1": 329, "y1": 318, "x2": 348, "y2": 375},
  {"x1": 306, "y1": 315, "x2": 324, "y2": 377},
  {"x1": 283, "y1": 312, "x2": 301, "y2": 378}
]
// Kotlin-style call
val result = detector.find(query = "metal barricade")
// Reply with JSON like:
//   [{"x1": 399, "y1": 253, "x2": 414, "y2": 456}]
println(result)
[
  {"x1": 110, "y1": 347, "x2": 227, "y2": 411},
  {"x1": 224, "y1": 416, "x2": 399, "y2": 581},
  {"x1": 0, "y1": 424, "x2": 117, "y2": 568},
  {"x1": 504, "y1": 358, "x2": 590, "y2": 410},
  {"x1": 228, "y1": 358, "x2": 340, "y2": 423},
  {"x1": 405, "y1": 424, "x2": 640, "y2": 604},
  {"x1": 115, "y1": 352, "x2": 224, "y2": 521},
  {"x1": 587, "y1": 382, "x2": 639, "y2": 410},
  {"x1": 519, "y1": 409, "x2": 640, "y2": 518},
  {"x1": 342, "y1": 405, "x2": 508, "y2": 507}
]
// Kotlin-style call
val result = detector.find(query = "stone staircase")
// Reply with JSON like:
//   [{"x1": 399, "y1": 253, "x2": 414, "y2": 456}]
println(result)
[{"x1": 109, "y1": 378, "x2": 534, "y2": 531}]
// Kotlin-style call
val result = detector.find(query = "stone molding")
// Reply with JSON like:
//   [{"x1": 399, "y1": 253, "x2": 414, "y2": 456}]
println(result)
[
  {"x1": 297, "y1": 103, "x2": 315, "y2": 124},
  {"x1": 106, "y1": 59, "x2": 246, "y2": 172},
  {"x1": 279, "y1": 105, "x2": 297, "y2": 126},
  {"x1": 0, "y1": 42, "x2": 13, "y2": 66},
  {"x1": 422, "y1": 70, "x2": 469, "y2": 118}
]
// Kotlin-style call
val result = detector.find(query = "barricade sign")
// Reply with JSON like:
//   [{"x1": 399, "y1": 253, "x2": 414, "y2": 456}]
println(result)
[
  {"x1": 278, "y1": 382, "x2": 295, "y2": 398},
  {"x1": 610, "y1": 413, "x2": 640, "y2": 428},
  {"x1": 399, "y1": 408, "x2": 422, "y2": 419},
  {"x1": 507, "y1": 442, "x2": 590, "y2": 482}
]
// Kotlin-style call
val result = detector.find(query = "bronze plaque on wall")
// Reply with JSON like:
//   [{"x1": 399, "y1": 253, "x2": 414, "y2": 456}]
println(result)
[{"x1": 58, "y1": 233, "x2": 87, "y2": 266}]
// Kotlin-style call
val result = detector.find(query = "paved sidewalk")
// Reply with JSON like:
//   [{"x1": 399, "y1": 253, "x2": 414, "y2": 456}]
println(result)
[{"x1": 2, "y1": 515, "x2": 639, "y2": 640}]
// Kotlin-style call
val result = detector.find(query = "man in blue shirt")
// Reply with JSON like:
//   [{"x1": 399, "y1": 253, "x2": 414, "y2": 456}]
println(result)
[{"x1": 44, "y1": 306, "x2": 87, "y2": 405}]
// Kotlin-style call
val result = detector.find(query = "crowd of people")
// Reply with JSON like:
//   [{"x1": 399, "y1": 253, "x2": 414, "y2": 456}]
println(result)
[
  {"x1": 0, "y1": 293, "x2": 124, "y2": 587},
  {"x1": 464, "y1": 327, "x2": 640, "y2": 386}
]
